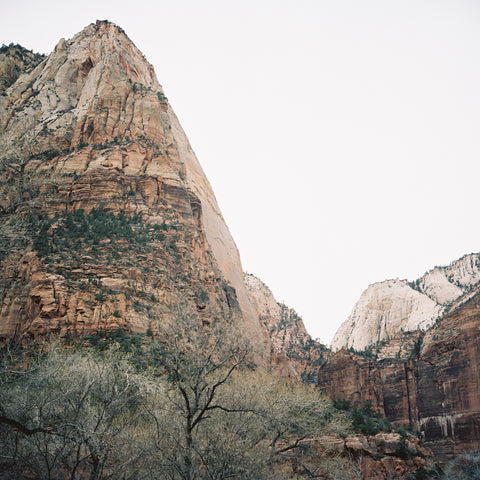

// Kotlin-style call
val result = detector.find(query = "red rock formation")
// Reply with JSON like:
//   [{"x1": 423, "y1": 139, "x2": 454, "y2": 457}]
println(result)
[
  {"x1": 417, "y1": 292, "x2": 480, "y2": 457},
  {"x1": 318, "y1": 289, "x2": 480, "y2": 458},
  {"x1": 316, "y1": 432, "x2": 434, "y2": 480},
  {"x1": 0, "y1": 21, "x2": 268, "y2": 355}
]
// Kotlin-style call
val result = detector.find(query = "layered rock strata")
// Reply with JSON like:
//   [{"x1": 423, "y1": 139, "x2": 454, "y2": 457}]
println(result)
[
  {"x1": 0, "y1": 21, "x2": 268, "y2": 356},
  {"x1": 319, "y1": 287, "x2": 480, "y2": 458}
]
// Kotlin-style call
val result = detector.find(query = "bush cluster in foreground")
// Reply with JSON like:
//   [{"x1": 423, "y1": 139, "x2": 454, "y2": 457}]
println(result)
[{"x1": 0, "y1": 310, "x2": 348, "y2": 480}]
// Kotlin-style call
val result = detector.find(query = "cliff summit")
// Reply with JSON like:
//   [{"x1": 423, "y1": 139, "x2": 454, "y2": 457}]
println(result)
[
  {"x1": 0, "y1": 20, "x2": 318, "y2": 366},
  {"x1": 331, "y1": 253, "x2": 480, "y2": 351}
]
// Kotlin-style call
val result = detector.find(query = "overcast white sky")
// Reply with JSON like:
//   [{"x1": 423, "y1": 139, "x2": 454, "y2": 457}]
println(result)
[{"x1": 2, "y1": 0, "x2": 480, "y2": 344}]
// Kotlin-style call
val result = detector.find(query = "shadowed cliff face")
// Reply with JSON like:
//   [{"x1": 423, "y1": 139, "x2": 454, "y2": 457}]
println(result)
[
  {"x1": 318, "y1": 289, "x2": 480, "y2": 458},
  {"x1": 0, "y1": 21, "x2": 272, "y2": 356}
]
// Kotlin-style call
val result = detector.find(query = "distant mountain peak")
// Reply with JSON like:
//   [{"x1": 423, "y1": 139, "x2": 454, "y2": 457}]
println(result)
[
  {"x1": 331, "y1": 252, "x2": 480, "y2": 351},
  {"x1": 0, "y1": 22, "x2": 266, "y2": 358}
]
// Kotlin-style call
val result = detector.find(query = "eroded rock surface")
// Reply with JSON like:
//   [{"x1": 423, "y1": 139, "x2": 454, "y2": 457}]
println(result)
[
  {"x1": 0, "y1": 21, "x2": 267, "y2": 357},
  {"x1": 318, "y1": 432, "x2": 433, "y2": 480},
  {"x1": 319, "y1": 287, "x2": 480, "y2": 458},
  {"x1": 0, "y1": 44, "x2": 45, "y2": 92}
]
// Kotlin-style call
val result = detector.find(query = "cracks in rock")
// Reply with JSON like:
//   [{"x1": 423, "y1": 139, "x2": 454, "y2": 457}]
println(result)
[
  {"x1": 85, "y1": 119, "x2": 94, "y2": 139},
  {"x1": 403, "y1": 360, "x2": 418, "y2": 428},
  {"x1": 50, "y1": 277, "x2": 61, "y2": 318},
  {"x1": 79, "y1": 57, "x2": 93, "y2": 80}
]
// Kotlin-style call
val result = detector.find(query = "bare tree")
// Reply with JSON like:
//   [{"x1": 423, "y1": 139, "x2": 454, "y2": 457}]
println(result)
[
  {"x1": 219, "y1": 370, "x2": 350, "y2": 478},
  {"x1": 0, "y1": 342, "x2": 149, "y2": 480},
  {"x1": 438, "y1": 452, "x2": 480, "y2": 480},
  {"x1": 141, "y1": 305, "x2": 349, "y2": 480},
  {"x1": 143, "y1": 305, "x2": 250, "y2": 480},
  {"x1": 0, "y1": 309, "x2": 351, "y2": 480}
]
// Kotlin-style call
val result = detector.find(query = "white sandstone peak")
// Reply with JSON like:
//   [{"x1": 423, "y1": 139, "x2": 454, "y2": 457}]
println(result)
[{"x1": 331, "y1": 253, "x2": 480, "y2": 351}]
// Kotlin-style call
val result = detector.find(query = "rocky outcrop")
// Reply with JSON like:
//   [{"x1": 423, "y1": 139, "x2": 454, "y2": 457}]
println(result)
[
  {"x1": 0, "y1": 44, "x2": 45, "y2": 92},
  {"x1": 317, "y1": 432, "x2": 433, "y2": 480},
  {"x1": 0, "y1": 21, "x2": 267, "y2": 357},
  {"x1": 318, "y1": 286, "x2": 480, "y2": 458},
  {"x1": 244, "y1": 273, "x2": 330, "y2": 378},
  {"x1": 331, "y1": 253, "x2": 480, "y2": 351}
]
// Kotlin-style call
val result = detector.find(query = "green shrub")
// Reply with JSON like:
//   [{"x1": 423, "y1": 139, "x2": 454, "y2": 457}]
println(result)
[{"x1": 334, "y1": 400, "x2": 393, "y2": 436}]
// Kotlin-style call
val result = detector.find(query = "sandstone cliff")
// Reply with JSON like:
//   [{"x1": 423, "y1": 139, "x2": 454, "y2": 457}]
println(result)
[
  {"x1": 0, "y1": 21, "x2": 270, "y2": 356},
  {"x1": 244, "y1": 273, "x2": 330, "y2": 378},
  {"x1": 319, "y1": 285, "x2": 480, "y2": 458},
  {"x1": 331, "y1": 253, "x2": 480, "y2": 351}
]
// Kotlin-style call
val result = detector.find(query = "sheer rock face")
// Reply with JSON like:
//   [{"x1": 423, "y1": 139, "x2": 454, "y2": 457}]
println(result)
[
  {"x1": 0, "y1": 21, "x2": 265, "y2": 356},
  {"x1": 331, "y1": 254, "x2": 480, "y2": 351},
  {"x1": 331, "y1": 279, "x2": 442, "y2": 352},
  {"x1": 318, "y1": 288, "x2": 480, "y2": 458},
  {"x1": 244, "y1": 273, "x2": 330, "y2": 378}
]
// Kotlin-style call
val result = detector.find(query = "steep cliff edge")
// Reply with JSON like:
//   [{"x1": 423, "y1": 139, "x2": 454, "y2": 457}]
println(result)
[
  {"x1": 0, "y1": 21, "x2": 267, "y2": 355},
  {"x1": 331, "y1": 253, "x2": 480, "y2": 351},
  {"x1": 244, "y1": 273, "x2": 330, "y2": 379}
]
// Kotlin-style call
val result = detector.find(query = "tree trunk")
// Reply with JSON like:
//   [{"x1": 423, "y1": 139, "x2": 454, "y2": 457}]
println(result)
[{"x1": 184, "y1": 425, "x2": 194, "y2": 480}]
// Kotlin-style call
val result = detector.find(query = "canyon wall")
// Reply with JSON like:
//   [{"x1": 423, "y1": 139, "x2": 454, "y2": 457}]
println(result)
[
  {"x1": 0, "y1": 21, "x2": 318, "y2": 371},
  {"x1": 244, "y1": 273, "x2": 329, "y2": 378},
  {"x1": 320, "y1": 288, "x2": 480, "y2": 458}
]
